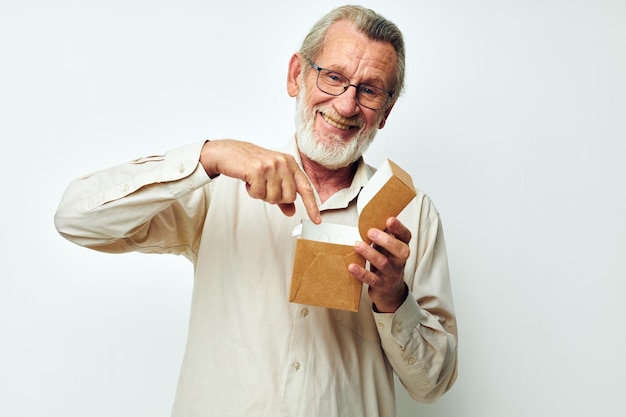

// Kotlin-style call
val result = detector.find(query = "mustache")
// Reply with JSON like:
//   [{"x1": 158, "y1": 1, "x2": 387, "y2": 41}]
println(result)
[{"x1": 313, "y1": 105, "x2": 365, "y2": 129}]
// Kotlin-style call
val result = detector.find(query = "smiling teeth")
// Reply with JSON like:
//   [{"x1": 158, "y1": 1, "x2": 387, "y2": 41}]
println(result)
[{"x1": 322, "y1": 113, "x2": 352, "y2": 130}]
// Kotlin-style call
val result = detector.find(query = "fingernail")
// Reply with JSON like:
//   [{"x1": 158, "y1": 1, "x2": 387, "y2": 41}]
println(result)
[{"x1": 368, "y1": 229, "x2": 380, "y2": 239}]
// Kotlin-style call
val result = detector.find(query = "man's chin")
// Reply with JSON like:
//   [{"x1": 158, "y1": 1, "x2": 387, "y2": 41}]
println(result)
[
  {"x1": 295, "y1": 118, "x2": 376, "y2": 170},
  {"x1": 300, "y1": 144, "x2": 360, "y2": 170},
  {"x1": 315, "y1": 158, "x2": 355, "y2": 170}
]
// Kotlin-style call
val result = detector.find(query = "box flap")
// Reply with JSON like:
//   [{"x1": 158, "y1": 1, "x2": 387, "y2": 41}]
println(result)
[{"x1": 357, "y1": 159, "x2": 416, "y2": 243}]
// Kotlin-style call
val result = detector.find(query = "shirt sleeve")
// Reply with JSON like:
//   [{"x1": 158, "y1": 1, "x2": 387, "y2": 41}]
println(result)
[
  {"x1": 54, "y1": 141, "x2": 212, "y2": 261},
  {"x1": 373, "y1": 196, "x2": 458, "y2": 403}
]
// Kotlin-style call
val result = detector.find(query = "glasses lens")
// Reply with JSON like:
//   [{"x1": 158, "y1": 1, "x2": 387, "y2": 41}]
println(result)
[
  {"x1": 316, "y1": 68, "x2": 389, "y2": 110},
  {"x1": 357, "y1": 85, "x2": 389, "y2": 110},
  {"x1": 317, "y1": 69, "x2": 348, "y2": 95}
]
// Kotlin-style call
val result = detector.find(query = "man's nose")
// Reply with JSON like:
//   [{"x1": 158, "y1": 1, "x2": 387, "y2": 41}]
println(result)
[{"x1": 333, "y1": 84, "x2": 361, "y2": 117}]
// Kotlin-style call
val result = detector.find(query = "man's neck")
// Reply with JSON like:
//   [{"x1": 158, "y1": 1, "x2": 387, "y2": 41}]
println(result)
[{"x1": 299, "y1": 152, "x2": 358, "y2": 204}]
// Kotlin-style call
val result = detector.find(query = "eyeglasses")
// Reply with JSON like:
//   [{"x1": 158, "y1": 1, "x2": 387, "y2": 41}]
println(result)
[{"x1": 307, "y1": 59, "x2": 394, "y2": 110}]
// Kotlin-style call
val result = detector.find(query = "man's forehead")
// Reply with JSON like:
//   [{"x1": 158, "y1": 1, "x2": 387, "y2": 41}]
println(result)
[{"x1": 316, "y1": 21, "x2": 397, "y2": 86}]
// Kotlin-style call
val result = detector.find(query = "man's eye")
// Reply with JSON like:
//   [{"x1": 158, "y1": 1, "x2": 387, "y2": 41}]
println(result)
[
  {"x1": 326, "y1": 73, "x2": 342, "y2": 82},
  {"x1": 359, "y1": 85, "x2": 377, "y2": 96}
]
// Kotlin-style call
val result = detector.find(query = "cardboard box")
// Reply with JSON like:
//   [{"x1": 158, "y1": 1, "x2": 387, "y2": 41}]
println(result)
[{"x1": 289, "y1": 159, "x2": 416, "y2": 312}]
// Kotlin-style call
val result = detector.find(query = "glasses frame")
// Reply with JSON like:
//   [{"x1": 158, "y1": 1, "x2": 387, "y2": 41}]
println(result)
[{"x1": 307, "y1": 59, "x2": 394, "y2": 111}]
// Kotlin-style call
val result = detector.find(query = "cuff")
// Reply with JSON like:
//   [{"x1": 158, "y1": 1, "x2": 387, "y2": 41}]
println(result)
[
  {"x1": 373, "y1": 294, "x2": 427, "y2": 347},
  {"x1": 160, "y1": 141, "x2": 208, "y2": 183}
]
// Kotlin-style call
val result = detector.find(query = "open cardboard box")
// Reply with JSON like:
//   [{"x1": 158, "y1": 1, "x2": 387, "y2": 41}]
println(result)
[{"x1": 289, "y1": 159, "x2": 416, "y2": 312}]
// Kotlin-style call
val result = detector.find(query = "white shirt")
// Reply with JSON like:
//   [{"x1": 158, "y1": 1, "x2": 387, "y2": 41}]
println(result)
[{"x1": 55, "y1": 139, "x2": 458, "y2": 417}]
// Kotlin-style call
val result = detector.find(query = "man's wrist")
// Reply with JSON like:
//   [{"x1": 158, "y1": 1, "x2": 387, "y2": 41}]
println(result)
[{"x1": 372, "y1": 284, "x2": 409, "y2": 313}]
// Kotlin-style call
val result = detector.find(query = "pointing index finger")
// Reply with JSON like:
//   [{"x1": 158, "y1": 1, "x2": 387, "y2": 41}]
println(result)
[{"x1": 294, "y1": 169, "x2": 321, "y2": 224}]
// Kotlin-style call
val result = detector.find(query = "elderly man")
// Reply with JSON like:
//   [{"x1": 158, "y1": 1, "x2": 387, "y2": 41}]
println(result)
[{"x1": 55, "y1": 5, "x2": 457, "y2": 417}]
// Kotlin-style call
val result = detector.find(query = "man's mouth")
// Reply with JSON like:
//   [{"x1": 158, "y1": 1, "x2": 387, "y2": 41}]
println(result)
[{"x1": 320, "y1": 112, "x2": 358, "y2": 131}]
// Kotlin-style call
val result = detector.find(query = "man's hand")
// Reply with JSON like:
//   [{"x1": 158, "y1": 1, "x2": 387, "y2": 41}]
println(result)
[
  {"x1": 200, "y1": 140, "x2": 321, "y2": 224},
  {"x1": 349, "y1": 216, "x2": 411, "y2": 313}
]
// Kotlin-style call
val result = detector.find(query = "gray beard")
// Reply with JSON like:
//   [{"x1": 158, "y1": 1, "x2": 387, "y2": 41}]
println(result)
[{"x1": 294, "y1": 87, "x2": 380, "y2": 170}]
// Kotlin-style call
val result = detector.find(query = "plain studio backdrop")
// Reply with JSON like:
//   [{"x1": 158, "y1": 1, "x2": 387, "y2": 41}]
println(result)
[{"x1": 1, "y1": 0, "x2": 625, "y2": 416}]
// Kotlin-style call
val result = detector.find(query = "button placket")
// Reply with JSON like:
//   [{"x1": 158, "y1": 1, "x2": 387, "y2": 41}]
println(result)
[{"x1": 280, "y1": 305, "x2": 311, "y2": 413}]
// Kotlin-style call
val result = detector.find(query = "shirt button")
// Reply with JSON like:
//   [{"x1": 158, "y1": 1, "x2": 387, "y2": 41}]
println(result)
[
  {"x1": 178, "y1": 163, "x2": 185, "y2": 173},
  {"x1": 293, "y1": 362, "x2": 301, "y2": 371},
  {"x1": 377, "y1": 322, "x2": 384, "y2": 329},
  {"x1": 408, "y1": 356, "x2": 416, "y2": 365},
  {"x1": 186, "y1": 181, "x2": 194, "y2": 189},
  {"x1": 301, "y1": 308, "x2": 309, "y2": 317}
]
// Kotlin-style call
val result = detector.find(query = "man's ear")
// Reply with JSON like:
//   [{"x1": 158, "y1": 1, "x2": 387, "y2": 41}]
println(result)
[
  {"x1": 378, "y1": 103, "x2": 395, "y2": 129},
  {"x1": 287, "y1": 53, "x2": 303, "y2": 97}
]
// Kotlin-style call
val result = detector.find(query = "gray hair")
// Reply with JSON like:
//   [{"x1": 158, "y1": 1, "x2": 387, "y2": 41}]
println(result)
[{"x1": 299, "y1": 5, "x2": 406, "y2": 103}]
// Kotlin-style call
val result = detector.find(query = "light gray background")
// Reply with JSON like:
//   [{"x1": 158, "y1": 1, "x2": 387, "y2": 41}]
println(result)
[{"x1": 1, "y1": 0, "x2": 625, "y2": 416}]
